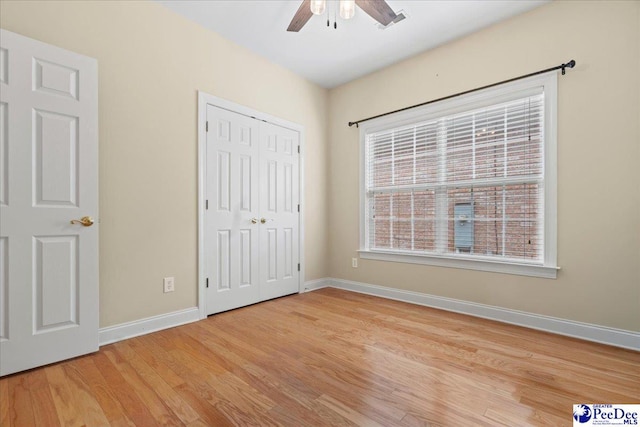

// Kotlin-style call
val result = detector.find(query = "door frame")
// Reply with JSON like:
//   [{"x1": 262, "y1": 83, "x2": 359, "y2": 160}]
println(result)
[{"x1": 197, "y1": 91, "x2": 305, "y2": 319}]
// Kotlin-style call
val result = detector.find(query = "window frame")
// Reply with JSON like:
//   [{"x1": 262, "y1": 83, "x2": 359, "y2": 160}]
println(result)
[{"x1": 358, "y1": 73, "x2": 558, "y2": 279}]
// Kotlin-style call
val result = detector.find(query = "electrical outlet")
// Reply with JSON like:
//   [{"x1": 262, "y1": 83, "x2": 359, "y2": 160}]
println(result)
[
  {"x1": 163, "y1": 277, "x2": 175, "y2": 293},
  {"x1": 352, "y1": 258, "x2": 358, "y2": 268}
]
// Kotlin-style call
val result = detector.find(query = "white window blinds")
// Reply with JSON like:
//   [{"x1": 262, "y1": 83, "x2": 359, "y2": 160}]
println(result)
[{"x1": 365, "y1": 92, "x2": 545, "y2": 263}]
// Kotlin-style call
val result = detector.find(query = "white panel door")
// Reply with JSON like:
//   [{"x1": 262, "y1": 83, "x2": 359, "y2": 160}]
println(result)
[
  {"x1": 205, "y1": 105, "x2": 300, "y2": 315},
  {"x1": 0, "y1": 30, "x2": 98, "y2": 376},
  {"x1": 206, "y1": 105, "x2": 260, "y2": 314},
  {"x1": 258, "y1": 122, "x2": 299, "y2": 301}
]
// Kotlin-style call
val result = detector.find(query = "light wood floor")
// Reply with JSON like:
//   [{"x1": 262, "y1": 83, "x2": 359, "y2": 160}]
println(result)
[{"x1": 1, "y1": 288, "x2": 639, "y2": 426}]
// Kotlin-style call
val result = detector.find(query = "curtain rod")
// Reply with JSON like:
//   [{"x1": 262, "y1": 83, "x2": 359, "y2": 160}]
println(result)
[{"x1": 348, "y1": 59, "x2": 576, "y2": 128}]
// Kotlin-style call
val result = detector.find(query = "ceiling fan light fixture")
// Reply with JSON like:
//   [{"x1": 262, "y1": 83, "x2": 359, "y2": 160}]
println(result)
[
  {"x1": 339, "y1": 0, "x2": 355, "y2": 20},
  {"x1": 310, "y1": 0, "x2": 326, "y2": 15},
  {"x1": 288, "y1": 0, "x2": 396, "y2": 32}
]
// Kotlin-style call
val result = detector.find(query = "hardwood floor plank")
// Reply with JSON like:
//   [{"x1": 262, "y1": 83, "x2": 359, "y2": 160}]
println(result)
[
  {"x1": 127, "y1": 336, "x2": 185, "y2": 389},
  {"x1": 70, "y1": 356, "x2": 136, "y2": 427},
  {"x1": 184, "y1": 325, "x2": 318, "y2": 410},
  {"x1": 188, "y1": 325, "x2": 365, "y2": 426},
  {"x1": 92, "y1": 350, "x2": 159, "y2": 426},
  {"x1": 174, "y1": 383, "x2": 232, "y2": 427},
  {"x1": 212, "y1": 398, "x2": 279, "y2": 427},
  {"x1": 103, "y1": 347, "x2": 183, "y2": 426},
  {"x1": 144, "y1": 330, "x2": 282, "y2": 425},
  {"x1": 316, "y1": 394, "x2": 386, "y2": 427},
  {"x1": 7, "y1": 372, "x2": 35, "y2": 427},
  {"x1": 483, "y1": 401, "x2": 566, "y2": 427},
  {"x1": 158, "y1": 328, "x2": 229, "y2": 376},
  {"x1": 115, "y1": 341, "x2": 200, "y2": 424},
  {"x1": 62, "y1": 361, "x2": 112, "y2": 426},
  {"x1": 142, "y1": 334, "x2": 228, "y2": 410},
  {"x1": 192, "y1": 323, "x2": 322, "y2": 404},
  {"x1": 25, "y1": 369, "x2": 61, "y2": 427},
  {"x1": 137, "y1": 333, "x2": 211, "y2": 389},
  {"x1": 0, "y1": 375, "x2": 9, "y2": 427},
  {"x1": 1, "y1": 288, "x2": 638, "y2": 426},
  {"x1": 44, "y1": 365, "x2": 86, "y2": 427},
  {"x1": 396, "y1": 395, "x2": 496, "y2": 427},
  {"x1": 209, "y1": 371, "x2": 277, "y2": 419},
  {"x1": 400, "y1": 411, "x2": 444, "y2": 427}
]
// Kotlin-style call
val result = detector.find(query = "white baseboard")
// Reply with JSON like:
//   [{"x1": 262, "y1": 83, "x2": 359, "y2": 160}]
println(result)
[
  {"x1": 99, "y1": 307, "x2": 200, "y2": 346},
  {"x1": 302, "y1": 277, "x2": 332, "y2": 292},
  {"x1": 318, "y1": 278, "x2": 639, "y2": 351}
]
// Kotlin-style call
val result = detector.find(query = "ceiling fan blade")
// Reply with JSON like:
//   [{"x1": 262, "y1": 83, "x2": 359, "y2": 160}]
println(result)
[
  {"x1": 355, "y1": 0, "x2": 397, "y2": 26},
  {"x1": 287, "y1": 0, "x2": 313, "y2": 32}
]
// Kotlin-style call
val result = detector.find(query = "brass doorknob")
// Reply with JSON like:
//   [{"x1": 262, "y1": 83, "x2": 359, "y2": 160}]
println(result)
[
  {"x1": 251, "y1": 218, "x2": 258, "y2": 224},
  {"x1": 70, "y1": 216, "x2": 94, "y2": 227},
  {"x1": 260, "y1": 218, "x2": 267, "y2": 224}
]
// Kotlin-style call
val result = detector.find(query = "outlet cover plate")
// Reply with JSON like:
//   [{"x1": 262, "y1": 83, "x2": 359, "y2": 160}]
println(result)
[{"x1": 163, "y1": 277, "x2": 175, "y2": 293}]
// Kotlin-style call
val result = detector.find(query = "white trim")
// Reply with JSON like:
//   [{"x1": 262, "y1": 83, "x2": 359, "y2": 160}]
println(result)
[
  {"x1": 309, "y1": 278, "x2": 640, "y2": 351},
  {"x1": 197, "y1": 92, "x2": 305, "y2": 318},
  {"x1": 359, "y1": 250, "x2": 558, "y2": 279},
  {"x1": 198, "y1": 93, "x2": 304, "y2": 133},
  {"x1": 543, "y1": 74, "x2": 558, "y2": 268},
  {"x1": 197, "y1": 92, "x2": 208, "y2": 320},
  {"x1": 298, "y1": 123, "x2": 306, "y2": 294},
  {"x1": 99, "y1": 308, "x2": 200, "y2": 346},
  {"x1": 302, "y1": 278, "x2": 332, "y2": 292},
  {"x1": 359, "y1": 72, "x2": 559, "y2": 278}
]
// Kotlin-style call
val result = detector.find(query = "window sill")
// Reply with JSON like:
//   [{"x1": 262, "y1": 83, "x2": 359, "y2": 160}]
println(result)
[{"x1": 358, "y1": 250, "x2": 558, "y2": 279}]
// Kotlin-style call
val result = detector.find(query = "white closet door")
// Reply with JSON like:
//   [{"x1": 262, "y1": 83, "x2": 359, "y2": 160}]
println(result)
[
  {"x1": 206, "y1": 105, "x2": 261, "y2": 314},
  {"x1": 258, "y1": 122, "x2": 299, "y2": 301},
  {"x1": 205, "y1": 105, "x2": 300, "y2": 315},
  {"x1": 0, "y1": 29, "x2": 99, "y2": 376}
]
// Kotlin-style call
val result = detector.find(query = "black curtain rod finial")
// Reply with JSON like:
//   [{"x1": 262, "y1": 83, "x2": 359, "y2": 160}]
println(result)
[
  {"x1": 348, "y1": 59, "x2": 577, "y2": 128},
  {"x1": 561, "y1": 59, "x2": 576, "y2": 75}
]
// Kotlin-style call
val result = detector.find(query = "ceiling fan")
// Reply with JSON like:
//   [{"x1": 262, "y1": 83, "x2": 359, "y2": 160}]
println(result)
[{"x1": 287, "y1": 0, "x2": 398, "y2": 32}]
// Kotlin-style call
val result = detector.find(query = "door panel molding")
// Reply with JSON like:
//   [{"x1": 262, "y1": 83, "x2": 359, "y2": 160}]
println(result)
[{"x1": 197, "y1": 92, "x2": 304, "y2": 318}]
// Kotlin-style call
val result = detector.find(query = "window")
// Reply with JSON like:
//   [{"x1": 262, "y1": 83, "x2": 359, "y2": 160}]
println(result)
[{"x1": 359, "y1": 73, "x2": 558, "y2": 278}]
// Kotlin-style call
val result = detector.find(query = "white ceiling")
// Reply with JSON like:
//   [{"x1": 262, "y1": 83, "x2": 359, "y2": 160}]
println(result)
[{"x1": 157, "y1": 0, "x2": 548, "y2": 89}]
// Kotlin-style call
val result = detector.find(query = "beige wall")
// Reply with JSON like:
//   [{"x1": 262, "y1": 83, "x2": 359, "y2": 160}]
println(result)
[
  {"x1": 0, "y1": 0, "x2": 330, "y2": 327},
  {"x1": 328, "y1": 0, "x2": 640, "y2": 332}
]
